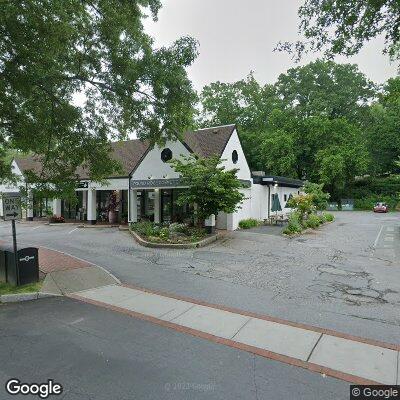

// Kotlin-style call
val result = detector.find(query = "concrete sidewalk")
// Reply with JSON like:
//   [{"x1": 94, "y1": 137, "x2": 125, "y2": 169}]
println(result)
[
  {"x1": 39, "y1": 247, "x2": 119, "y2": 295},
  {"x1": 70, "y1": 284, "x2": 400, "y2": 386}
]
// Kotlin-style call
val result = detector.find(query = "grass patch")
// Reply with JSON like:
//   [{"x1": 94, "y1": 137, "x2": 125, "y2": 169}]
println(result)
[
  {"x1": 238, "y1": 218, "x2": 261, "y2": 229},
  {"x1": 0, "y1": 281, "x2": 42, "y2": 296}
]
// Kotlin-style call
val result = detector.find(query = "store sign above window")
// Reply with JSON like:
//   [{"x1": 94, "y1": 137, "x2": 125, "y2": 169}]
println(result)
[
  {"x1": 77, "y1": 181, "x2": 89, "y2": 189},
  {"x1": 130, "y1": 178, "x2": 251, "y2": 189},
  {"x1": 130, "y1": 178, "x2": 187, "y2": 189}
]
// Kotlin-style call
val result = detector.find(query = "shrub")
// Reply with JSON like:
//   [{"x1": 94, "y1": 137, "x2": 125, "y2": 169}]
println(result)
[
  {"x1": 323, "y1": 213, "x2": 335, "y2": 222},
  {"x1": 317, "y1": 214, "x2": 326, "y2": 224},
  {"x1": 158, "y1": 227, "x2": 170, "y2": 240},
  {"x1": 169, "y1": 222, "x2": 188, "y2": 234},
  {"x1": 238, "y1": 218, "x2": 260, "y2": 229},
  {"x1": 304, "y1": 213, "x2": 321, "y2": 229},
  {"x1": 50, "y1": 215, "x2": 65, "y2": 223},
  {"x1": 354, "y1": 196, "x2": 397, "y2": 210},
  {"x1": 283, "y1": 212, "x2": 303, "y2": 235},
  {"x1": 131, "y1": 221, "x2": 157, "y2": 237}
]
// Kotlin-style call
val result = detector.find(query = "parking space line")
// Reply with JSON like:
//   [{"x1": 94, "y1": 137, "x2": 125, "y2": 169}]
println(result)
[
  {"x1": 32, "y1": 226, "x2": 41, "y2": 230},
  {"x1": 373, "y1": 226, "x2": 384, "y2": 249},
  {"x1": 68, "y1": 227, "x2": 79, "y2": 234}
]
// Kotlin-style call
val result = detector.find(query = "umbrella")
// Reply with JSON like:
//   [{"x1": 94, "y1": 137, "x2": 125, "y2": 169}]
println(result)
[
  {"x1": 286, "y1": 193, "x2": 293, "y2": 208},
  {"x1": 271, "y1": 194, "x2": 282, "y2": 213}
]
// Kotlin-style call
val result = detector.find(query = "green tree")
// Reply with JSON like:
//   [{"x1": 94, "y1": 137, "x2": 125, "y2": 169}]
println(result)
[
  {"x1": 303, "y1": 182, "x2": 330, "y2": 211},
  {"x1": 366, "y1": 77, "x2": 400, "y2": 174},
  {"x1": 258, "y1": 129, "x2": 297, "y2": 176},
  {"x1": 199, "y1": 73, "x2": 280, "y2": 171},
  {"x1": 274, "y1": 60, "x2": 375, "y2": 122},
  {"x1": 277, "y1": 0, "x2": 400, "y2": 63},
  {"x1": 169, "y1": 156, "x2": 245, "y2": 222},
  {"x1": 0, "y1": 0, "x2": 198, "y2": 197}
]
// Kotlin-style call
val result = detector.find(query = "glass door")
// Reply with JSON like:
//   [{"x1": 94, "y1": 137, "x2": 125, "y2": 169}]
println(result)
[{"x1": 161, "y1": 189, "x2": 172, "y2": 224}]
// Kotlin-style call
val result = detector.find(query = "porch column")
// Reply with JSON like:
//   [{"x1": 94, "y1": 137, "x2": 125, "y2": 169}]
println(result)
[
  {"x1": 53, "y1": 199, "x2": 62, "y2": 217},
  {"x1": 205, "y1": 214, "x2": 216, "y2": 234},
  {"x1": 154, "y1": 189, "x2": 160, "y2": 224},
  {"x1": 129, "y1": 189, "x2": 137, "y2": 223},
  {"x1": 82, "y1": 190, "x2": 88, "y2": 221},
  {"x1": 87, "y1": 189, "x2": 97, "y2": 224},
  {"x1": 26, "y1": 188, "x2": 34, "y2": 221}
]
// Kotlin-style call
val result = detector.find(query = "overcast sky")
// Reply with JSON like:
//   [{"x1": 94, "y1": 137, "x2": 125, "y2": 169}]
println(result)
[{"x1": 143, "y1": 0, "x2": 398, "y2": 92}]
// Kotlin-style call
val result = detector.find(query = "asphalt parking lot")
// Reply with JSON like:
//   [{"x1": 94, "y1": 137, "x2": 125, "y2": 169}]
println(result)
[{"x1": 0, "y1": 211, "x2": 399, "y2": 344}]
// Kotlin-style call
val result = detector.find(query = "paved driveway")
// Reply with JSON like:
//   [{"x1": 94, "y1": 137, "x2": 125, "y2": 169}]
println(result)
[{"x1": 1, "y1": 211, "x2": 399, "y2": 344}]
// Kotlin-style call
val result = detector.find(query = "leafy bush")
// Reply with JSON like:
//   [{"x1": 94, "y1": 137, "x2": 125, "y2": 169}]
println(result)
[
  {"x1": 317, "y1": 214, "x2": 326, "y2": 224},
  {"x1": 286, "y1": 194, "x2": 315, "y2": 219},
  {"x1": 323, "y1": 213, "x2": 335, "y2": 222},
  {"x1": 131, "y1": 221, "x2": 157, "y2": 237},
  {"x1": 344, "y1": 176, "x2": 400, "y2": 210},
  {"x1": 304, "y1": 213, "x2": 321, "y2": 229},
  {"x1": 283, "y1": 212, "x2": 303, "y2": 235},
  {"x1": 158, "y1": 227, "x2": 170, "y2": 240},
  {"x1": 50, "y1": 215, "x2": 65, "y2": 223},
  {"x1": 238, "y1": 218, "x2": 260, "y2": 229},
  {"x1": 169, "y1": 222, "x2": 188, "y2": 234},
  {"x1": 354, "y1": 196, "x2": 397, "y2": 210},
  {"x1": 304, "y1": 182, "x2": 330, "y2": 210}
]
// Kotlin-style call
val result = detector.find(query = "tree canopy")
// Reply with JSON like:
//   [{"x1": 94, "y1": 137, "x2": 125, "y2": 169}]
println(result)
[
  {"x1": 0, "y1": 0, "x2": 198, "y2": 196},
  {"x1": 199, "y1": 60, "x2": 375, "y2": 198},
  {"x1": 277, "y1": 0, "x2": 400, "y2": 64}
]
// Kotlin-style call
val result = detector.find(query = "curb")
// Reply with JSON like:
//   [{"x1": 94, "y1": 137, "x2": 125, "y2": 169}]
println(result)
[
  {"x1": 79, "y1": 224, "x2": 120, "y2": 229},
  {"x1": 129, "y1": 229, "x2": 218, "y2": 249},
  {"x1": 47, "y1": 223, "x2": 84, "y2": 227},
  {"x1": 0, "y1": 291, "x2": 59, "y2": 303}
]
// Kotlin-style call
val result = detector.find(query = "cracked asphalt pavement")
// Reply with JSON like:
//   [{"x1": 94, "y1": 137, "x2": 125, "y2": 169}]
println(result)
[
  {"x1": 0, "y1": 211, "x2": 399, "y2": 343},
  {"x1": 0, "y1": 211, "x2": 398, "y2": 398}
]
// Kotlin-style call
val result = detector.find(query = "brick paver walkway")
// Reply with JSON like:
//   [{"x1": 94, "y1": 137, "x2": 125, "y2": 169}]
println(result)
[{"x1": 39, "y1": 247, "x2": 91, "y2": 273}]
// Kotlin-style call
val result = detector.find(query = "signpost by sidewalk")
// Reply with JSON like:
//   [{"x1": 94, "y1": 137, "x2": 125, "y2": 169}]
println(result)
[{"x1": 2, "y1": 193, "x2": 22, "y2": 285}]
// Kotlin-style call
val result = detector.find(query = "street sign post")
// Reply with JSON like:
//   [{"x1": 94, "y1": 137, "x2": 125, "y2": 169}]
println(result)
[
  {"x1": 2, "y1": 193, "x2": 22, "y2": 221},
  {"x1": 2, "y1": 193, "x2": 21, "y2": 285}
]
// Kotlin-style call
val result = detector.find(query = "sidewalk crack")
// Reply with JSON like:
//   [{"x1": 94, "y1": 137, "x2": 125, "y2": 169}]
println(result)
[
  {"x1": 231, "y1": 317, "x2": 252, "y2": 340},
  {"x1": 306, "y1": 333, "x2": 323, "y2": 362}
]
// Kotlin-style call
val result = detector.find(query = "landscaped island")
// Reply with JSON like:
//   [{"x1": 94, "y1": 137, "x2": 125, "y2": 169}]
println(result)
[{"x1": 130, "y1": 221, "x2": 208, "y2": 245}]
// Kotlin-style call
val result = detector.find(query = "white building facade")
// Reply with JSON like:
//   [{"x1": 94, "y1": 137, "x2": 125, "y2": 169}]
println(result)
[{"x1": 0, "y1": 125, "x2": 303, "y2": 230}]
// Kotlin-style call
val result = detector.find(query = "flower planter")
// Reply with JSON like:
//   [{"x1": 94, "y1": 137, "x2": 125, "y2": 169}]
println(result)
[{"x1": 108, "y1": 211, "x2": 117, "y2": 224}]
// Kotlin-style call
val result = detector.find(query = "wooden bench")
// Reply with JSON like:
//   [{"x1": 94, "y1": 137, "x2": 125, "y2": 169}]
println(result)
[{"x1": 265, "y1": 214, "x2": 288, "y2": 226}]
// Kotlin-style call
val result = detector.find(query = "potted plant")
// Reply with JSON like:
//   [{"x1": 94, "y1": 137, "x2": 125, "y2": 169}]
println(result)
[{"x1": 108, "y1": 191, "x2": 118, "y2": 224}]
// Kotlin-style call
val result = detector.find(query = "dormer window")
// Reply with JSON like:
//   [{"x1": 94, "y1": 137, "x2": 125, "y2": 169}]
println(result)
[{"x1": 232, "y1": 150, "x2": 238, "y2": 164}]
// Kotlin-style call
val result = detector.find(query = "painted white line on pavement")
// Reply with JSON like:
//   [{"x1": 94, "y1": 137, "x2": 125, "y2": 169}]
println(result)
[
  {"x1": 32, "y1": 226, "x2": 41, "y2": 230},
  {"x1": 373, "y1": 226, "x2": 384, "y2": 249},
  {"x1": 68, "y1": 227, "x2": 79, "y2": 234}
]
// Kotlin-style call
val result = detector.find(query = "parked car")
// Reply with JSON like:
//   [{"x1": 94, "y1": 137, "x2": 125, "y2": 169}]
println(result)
[{"x1": 373, "y1": 202, "x2": 389, "y2": 213}]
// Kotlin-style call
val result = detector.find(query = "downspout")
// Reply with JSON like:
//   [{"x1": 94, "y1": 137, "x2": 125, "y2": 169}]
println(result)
[
  {"x1": 127, "y1": 173, "x2": 131, "y2": 223},
  {"x1": 267, "y1": 185, "x2": 271, "y2": 219}
]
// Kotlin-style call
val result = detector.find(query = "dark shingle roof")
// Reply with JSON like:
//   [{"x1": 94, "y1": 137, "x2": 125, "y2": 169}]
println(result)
[
  {"x1": 14, "y1": 125, "x2": 236, "y2": 180},
  {"x1": 183, "y1": 124, "x2": 236, "y2": 158}
]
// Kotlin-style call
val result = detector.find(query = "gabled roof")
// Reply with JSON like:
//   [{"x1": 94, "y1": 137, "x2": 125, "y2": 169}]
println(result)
[
  {"x1": 14, "y1": 124, "x2": 237, "y2": 180},
  {"x1": 183, "y1": 124, "x2": 236, "y2": 158}
]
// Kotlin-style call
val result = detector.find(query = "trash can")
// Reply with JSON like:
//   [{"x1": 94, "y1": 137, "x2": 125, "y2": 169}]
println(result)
[{"x1": 0, "y1": 244, "x2": 39, "y2": 286}]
